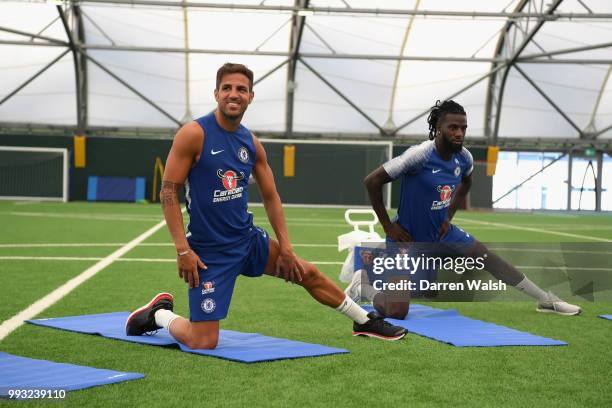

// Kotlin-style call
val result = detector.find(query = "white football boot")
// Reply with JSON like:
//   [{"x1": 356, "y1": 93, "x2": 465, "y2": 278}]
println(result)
[{"x1": 537, "y1": 292, "x2": 582, "y2": 316}]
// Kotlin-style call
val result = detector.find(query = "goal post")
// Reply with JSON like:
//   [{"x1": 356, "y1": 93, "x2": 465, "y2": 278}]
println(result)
[{"x1": 0, "y1": 146, "x2": 69, "y2": 202}]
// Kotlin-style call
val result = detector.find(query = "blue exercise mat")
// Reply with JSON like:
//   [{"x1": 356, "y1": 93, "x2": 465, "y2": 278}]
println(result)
[
  {"x1": 363, "y1": 304, "x2": 567, "y2": 347},
  {"x1": 27, "y1": 312, "x2": 348, "y2": 363},
  {"x1": 599, "y1": 314, "x2": 612, "y2": 320},
  {"x1": 0, "y1": 352, "x2": 143, "y2": 397}
]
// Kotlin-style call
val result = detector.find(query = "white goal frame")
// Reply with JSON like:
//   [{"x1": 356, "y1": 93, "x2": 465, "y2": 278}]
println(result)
[
  {"x1": 259, "y1": 139, "x2": 393, "y2": 209},
  {"x1": 0, "y1": 146, "x2": 69, "y2": 202}
]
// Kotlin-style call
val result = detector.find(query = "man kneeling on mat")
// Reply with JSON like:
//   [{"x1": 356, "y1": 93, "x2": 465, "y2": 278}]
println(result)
[
  {"x1": 346, "y1": 99, "x2": 581, "y2": 318},
  {"x1": 125, "y1": 63, "x2": 407, "y2": 348}
]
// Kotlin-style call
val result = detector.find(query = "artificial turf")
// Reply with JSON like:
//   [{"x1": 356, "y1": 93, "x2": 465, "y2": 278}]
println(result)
[{"x1": 0, "y1": 201, "x2": 610, "y2": 407}]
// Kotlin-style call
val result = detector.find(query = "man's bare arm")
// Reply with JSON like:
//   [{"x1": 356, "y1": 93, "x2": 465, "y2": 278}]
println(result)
[
  {"x1": 447, "y1": 174, "x2": 472, "y2": 222},
  {"x1": 364, "y1": 167, "x2": 413, "y2": 242},
  {"x1": 251, "y1": 136, "x2": 290, "y2": 249},
  {"x1": 162, "y1": 122, "x2": 205, "y2": 288},
  {"x1": 251, "y1": 135, "x2": 303, "y2": 282},
  {"x1": 160, "y1": 180, "x2": 188, "y2": 252}
]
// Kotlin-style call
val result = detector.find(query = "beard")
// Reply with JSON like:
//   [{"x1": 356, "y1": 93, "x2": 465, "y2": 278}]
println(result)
[
  {"x1": 443, "y1": 136, "x2": 463, "y2": 153},
  {"x1": 219, "y1": 106, "x2": 245, "y2": 121},
  {"x1": 449, "y1": 141, "x2": 463, "y2": 153},
  {"x1": 219, "y1": 101, "x2": 247, "y2": 121}
]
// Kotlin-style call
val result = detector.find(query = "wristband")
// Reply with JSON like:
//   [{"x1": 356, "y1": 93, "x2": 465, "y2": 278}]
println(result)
[{"x1": 177, "y1": 249, "x2": 190, "y2": 256}]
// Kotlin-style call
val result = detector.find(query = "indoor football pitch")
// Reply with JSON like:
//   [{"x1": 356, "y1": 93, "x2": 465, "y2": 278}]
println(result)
[{"x1": 1, "y1": 201, "x2": 611, "y2": 407}]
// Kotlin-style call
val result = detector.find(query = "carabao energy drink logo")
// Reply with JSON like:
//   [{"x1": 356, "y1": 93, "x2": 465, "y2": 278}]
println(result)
[
  {"x1": 213, "y1": 169, "x2": 245, "y2": 202},
  {"x1": 431, "y1": 185, "x2": 455, "y2": 210}
]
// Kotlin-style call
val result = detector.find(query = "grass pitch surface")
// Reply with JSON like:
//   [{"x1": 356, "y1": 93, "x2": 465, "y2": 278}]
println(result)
[{"x1": 1, "y1": 201, "x2": 611, "y2": 407}]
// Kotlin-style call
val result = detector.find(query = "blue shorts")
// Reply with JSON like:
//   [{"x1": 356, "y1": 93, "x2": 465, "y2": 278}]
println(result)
[
  {"x1": 187, "y1": 226, "x2": 270, "y2": 321},
  {"x1": 381, "y1": 224, "x2": 475, "y2": 291},
  {"x1": 440, "y1": 224, "x2": 475, "y2": 245}
]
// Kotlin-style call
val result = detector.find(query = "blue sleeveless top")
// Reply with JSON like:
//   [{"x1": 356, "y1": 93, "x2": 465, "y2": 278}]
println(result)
[{"x1": 185, "y1": 112, "x2": 256, "y2": 249}]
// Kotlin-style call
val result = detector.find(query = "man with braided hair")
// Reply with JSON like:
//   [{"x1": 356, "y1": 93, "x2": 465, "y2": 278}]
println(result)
[{"x1": 350, "y1": 99, "x2": 581, "y2": 317}]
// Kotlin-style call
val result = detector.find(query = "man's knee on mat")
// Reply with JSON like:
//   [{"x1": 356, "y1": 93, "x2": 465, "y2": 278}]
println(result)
[
  {"x1": 184, "y1": 334, "x2": 218, "y2": 350},
  {"x1": 373, "y1": 293, "x2": 410, "y2": 320}
]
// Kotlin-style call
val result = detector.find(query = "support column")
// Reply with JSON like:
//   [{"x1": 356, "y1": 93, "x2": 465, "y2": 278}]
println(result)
[
  {"x1": 285, "y1": 0, "x2": 309, "y2": 138},
  {"x1": 567, "y1": 150, "x2": 573, "y2": 210}
]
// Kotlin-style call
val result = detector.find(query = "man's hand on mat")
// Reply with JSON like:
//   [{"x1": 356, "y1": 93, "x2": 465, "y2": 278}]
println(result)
[
  {"x1": 275, "y1": 248, "x2": 304, "y2": 283},
  {"x1": 384, "y1": 222, "x2": 413, "y2": 243},
  {"x1": 177, "y1": 249, "x2": 206, "y2": 288}
]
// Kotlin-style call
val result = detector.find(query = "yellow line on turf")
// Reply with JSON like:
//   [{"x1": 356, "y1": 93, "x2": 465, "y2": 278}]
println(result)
[{"x1": 455, "y1": 217, "x2": 612, "y2": 242}]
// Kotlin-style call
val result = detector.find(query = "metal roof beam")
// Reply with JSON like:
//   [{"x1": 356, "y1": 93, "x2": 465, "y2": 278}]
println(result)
[
  {"x1": 76, "y1": 1, "x2": 612, "y2": 19},
  {"x1": 0, "y1": 25, "x2": 67, "y2": 45},
  {"x1": 391, "y1": 63, "x2": 509, "y2": 136},
  {"x1": 513, "y1": 64, "x2": 584, "y2": 137},
  {"x1": 298, "y1": 57, "x2": 385, "y2": 135},
  {"x1": 57, "y1": 5, "x2": 87, "y2": 134},
  {"x1": 490, "y1": 0, "x2": 565, "y2": 145},
  {"x1": 81, "y1": 51, "x2": 182, "y2": 127},
  {"x1": 4, "y1": 41, "x2": 611, "y2": 63},
  {"x1": 285, "y1": 0, "x2": 309, "y2": 137},
  {"x1": 0, "y1": 49, "x2": 71, "y2": 107},
  {"x1": 519, "y1": 42, "x2": 612, "y2": 60}
]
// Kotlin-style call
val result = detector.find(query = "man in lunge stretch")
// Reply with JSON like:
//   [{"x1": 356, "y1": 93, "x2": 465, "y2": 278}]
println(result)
[
  {"x1": 347, "y1": 99, "x2": 581, "y2": 319},
  {"x1": 125, "y1": 63, "x2": 407, "y2": 347}
]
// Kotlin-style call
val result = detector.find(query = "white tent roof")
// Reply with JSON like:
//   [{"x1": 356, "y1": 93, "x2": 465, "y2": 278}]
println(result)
[{"x1": 1, "y1": 0, "x2": 611, "y2": 141}]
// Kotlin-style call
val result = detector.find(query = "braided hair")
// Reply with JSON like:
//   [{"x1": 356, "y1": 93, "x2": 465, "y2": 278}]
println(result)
[{"x1": 426, "y1": 100, "x2": 466, "y2": 140}]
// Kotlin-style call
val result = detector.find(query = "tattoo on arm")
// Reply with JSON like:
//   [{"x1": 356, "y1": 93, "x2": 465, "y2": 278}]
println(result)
[{"x1": 160, "y1": 181, "x2": 182, "y2": 209}]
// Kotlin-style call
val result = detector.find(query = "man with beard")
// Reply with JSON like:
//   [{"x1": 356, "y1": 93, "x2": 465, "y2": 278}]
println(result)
[
  {"x1": 125, "y1": 63, "x2": 407, "y2": 348},
  {"x1": 356, "y1": 99, "x2": 581, "y2": 317}
]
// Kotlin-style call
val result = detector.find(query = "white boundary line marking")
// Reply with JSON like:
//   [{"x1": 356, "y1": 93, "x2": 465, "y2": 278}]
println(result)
[
  {"x1": 0, "y1": 219, "x2": 168, "y2": 341},
  {"x1": 3, "y1": 256, "x2": 612, "y2": 271},
  {"x1": 0, "y1": 243, "x2": 337, "y2": 248},
  {"x1": 0, "y1": 256, "x2": 343, "y2": 265},
  {"x1": 6, "y1": 212, "x2": 161, "y2": 222},
  {"x1": 455, "y1": 217, "x2": 612, "y2": 242}
]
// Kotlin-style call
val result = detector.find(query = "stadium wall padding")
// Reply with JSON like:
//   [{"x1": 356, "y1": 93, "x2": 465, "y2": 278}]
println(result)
[{"x1": 0, "y1": 134, "x2": 492, "y2": 207}]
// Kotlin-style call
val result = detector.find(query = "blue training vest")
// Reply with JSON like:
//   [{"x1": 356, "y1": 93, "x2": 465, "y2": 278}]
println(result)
[{"x1": 185, "y1": 112, "x2": 257, "y2": 249}]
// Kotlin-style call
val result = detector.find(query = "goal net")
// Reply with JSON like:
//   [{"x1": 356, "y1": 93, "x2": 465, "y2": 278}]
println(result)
[{"x1": 0, "y1": 146, "x2": 68, "y2": 202}]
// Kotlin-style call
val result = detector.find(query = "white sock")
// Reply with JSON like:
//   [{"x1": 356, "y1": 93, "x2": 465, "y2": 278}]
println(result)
[
  {"x1": 154, "y1": 309, "x2": 179, "y2": 330},
  {"x1": 515, "y1": 277, "x2": 548, "y2": 301},
  {"x1": 336, "y1": 295, "x2": 369, "y2": 324}
]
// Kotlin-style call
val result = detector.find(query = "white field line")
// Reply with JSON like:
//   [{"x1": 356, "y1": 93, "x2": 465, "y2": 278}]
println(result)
[
  {"x1": 455, "y1": 217, "x2": 612, "y2": 242},
  {"x1": 0, "y1": 218, "x2": 169, "y2": 341},
  {"x1": 0, "y1": 256, "x2": 343, "y2": 265},
  {"x1": 460, "y1": 225, "x2": 612, "y2": 231},
  {"x1": 2, "y1": 256, "x2": 612, "y2": 271},
  {"x1": 486, "y1": 247, "x2": 612, "y2": 255},
  {"x1": 2, "y1": 243, "x2": 611, "y2": 256},
  {"x1": 6, "y1": 211, "x2": 161, "y2": 222},
  {"x1": 5, "y1": 212, "x2": 349, "y2": 227},
  {"x1": 0, "y1": 243, "x2": 337, "y2": 248},
  {"x1": 7, "y1": 211, "x2": 612, "y2": 231}
]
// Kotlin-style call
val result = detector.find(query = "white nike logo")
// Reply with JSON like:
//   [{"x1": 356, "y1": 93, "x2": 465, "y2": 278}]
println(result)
[
  {"x1": 432, "y1": 169, "x2": 441, "y2": 173},
  {"x1": 211, "y1": 149, "x2": 224, "y2": 155}
]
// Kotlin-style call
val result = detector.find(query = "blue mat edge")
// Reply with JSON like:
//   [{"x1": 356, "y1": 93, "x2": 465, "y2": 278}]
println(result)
[
  {"x1": 0, "y1": 352, "x2": 144, "y2": 396},
  {"x1": 363, "y1": 304, "x2": 567, "y2": 347},
  {"x1": 598, "y1": 314, "x2": 612, "y2": 320},
  {"x1": 25, "y1": 314, "x2": 350, "y2": 364}
]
